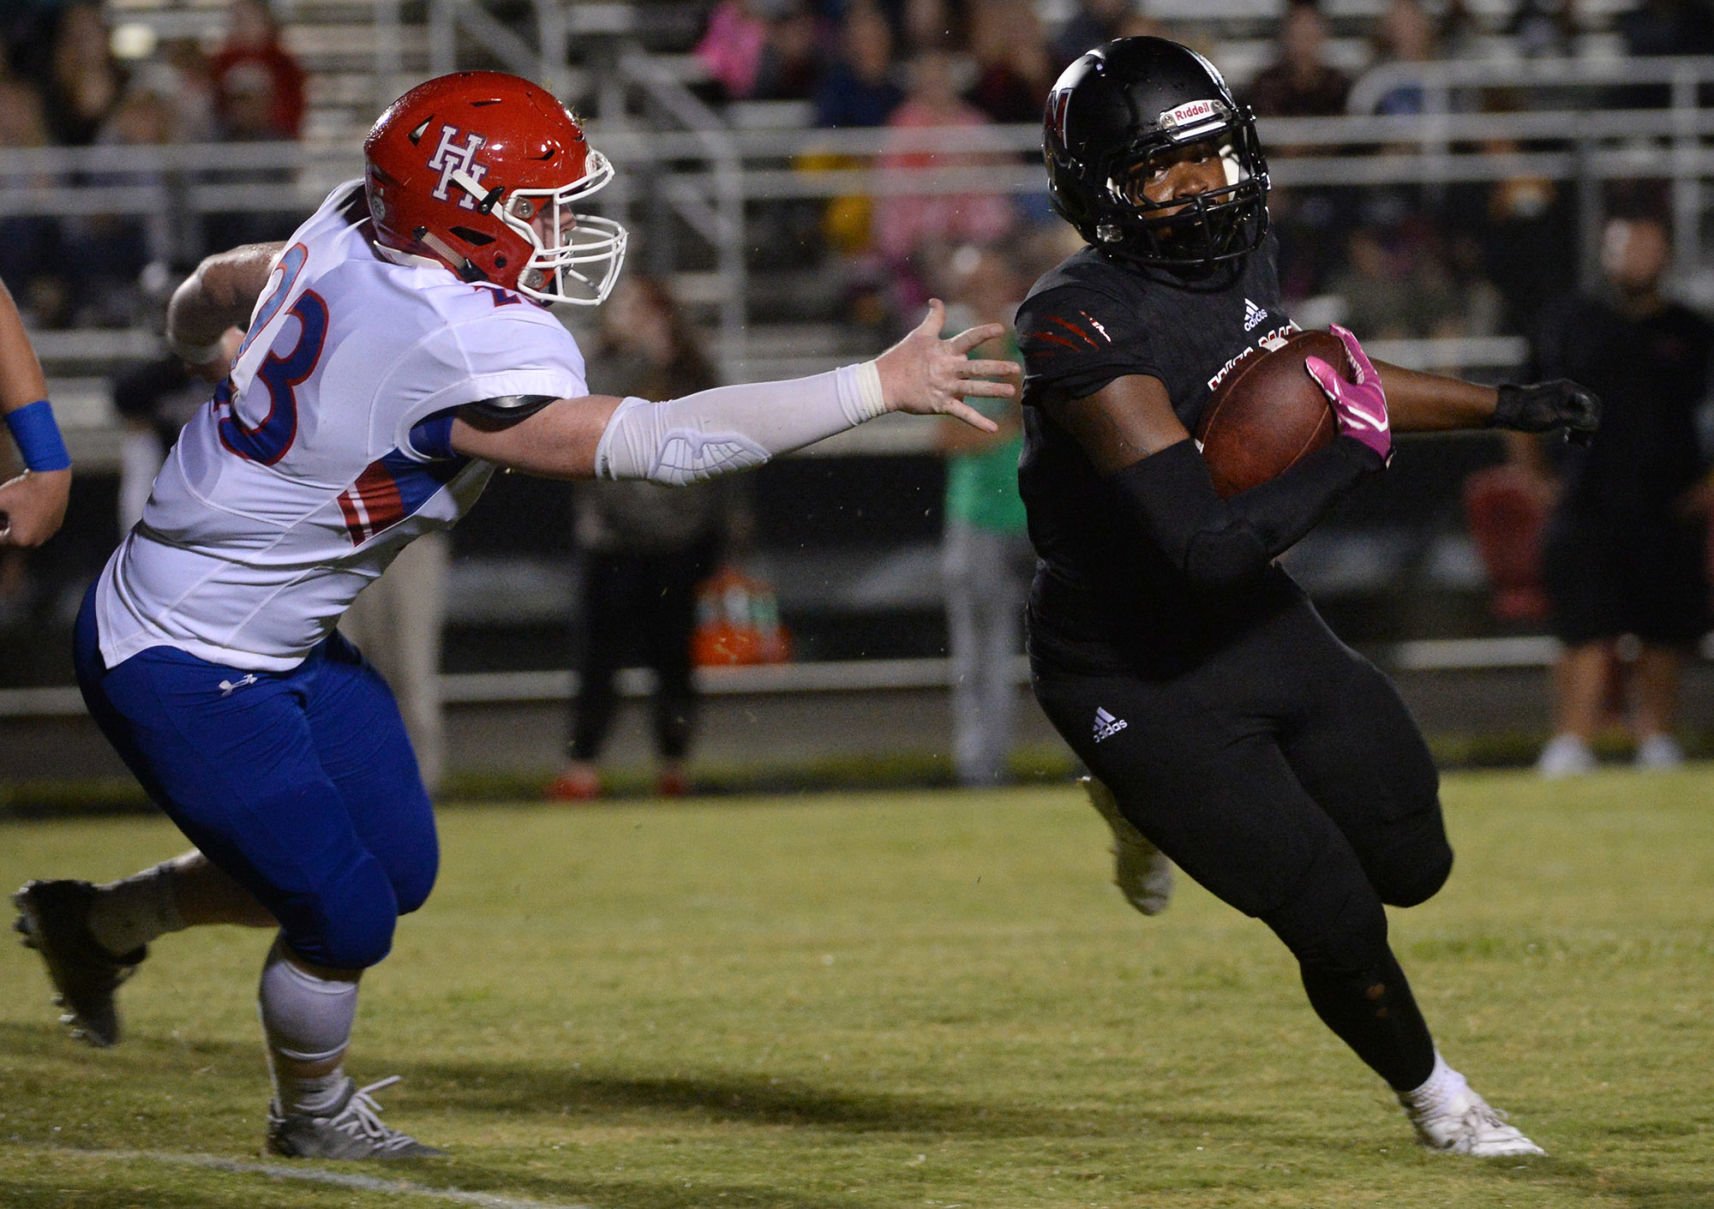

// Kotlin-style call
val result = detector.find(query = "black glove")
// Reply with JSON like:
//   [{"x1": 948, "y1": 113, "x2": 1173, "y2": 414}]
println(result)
[{"x1": 1493, "y1": 380, "x2": 1601, "y2": 446}]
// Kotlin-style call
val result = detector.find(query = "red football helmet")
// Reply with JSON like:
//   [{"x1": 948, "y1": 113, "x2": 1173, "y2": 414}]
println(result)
[{"x1": 363, "y1": 71, "x2": 627, "y2": 306}]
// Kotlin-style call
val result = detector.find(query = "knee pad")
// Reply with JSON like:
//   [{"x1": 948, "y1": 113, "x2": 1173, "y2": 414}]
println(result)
[
  {"x1": 280, "y1": 856, "x2": 399, "y2": 971},
  {"x1": 387, "y1": 840, "x2": 438, "y2": 918},
  {"x1": 1263, "y1": 858, "x2": 1390, "y2": 978},
  {"x1": 1372, "y1": 813, "x2": 1454, "y2": 908}
]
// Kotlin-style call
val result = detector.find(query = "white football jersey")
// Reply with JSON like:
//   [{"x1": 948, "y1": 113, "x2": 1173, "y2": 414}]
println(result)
[{"x1": 97, "y1": 181, "x2": 588, "y2": 672}]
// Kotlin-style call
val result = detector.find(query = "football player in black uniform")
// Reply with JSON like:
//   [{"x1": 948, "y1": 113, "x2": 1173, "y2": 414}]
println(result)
[{"x1": 1020, "y1": 37, "x2": 1600, "y2": 1157}]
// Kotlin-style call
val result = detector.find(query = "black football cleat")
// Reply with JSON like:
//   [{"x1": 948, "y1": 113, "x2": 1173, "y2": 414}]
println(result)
[{"x1": 13, "y1": 879, "x2": 146, "y2": 1047}]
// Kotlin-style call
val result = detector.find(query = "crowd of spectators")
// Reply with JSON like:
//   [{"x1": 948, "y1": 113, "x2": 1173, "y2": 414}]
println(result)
[
  {"x1": 0, "y1": 0, "x2": 305, "y2": 329},
  {"x1": 0, "y1": 0, "x2": 1707, "y2": 349},
  {"x1": 689, "y1": 0, "x2": 1714, "y2": 352}
]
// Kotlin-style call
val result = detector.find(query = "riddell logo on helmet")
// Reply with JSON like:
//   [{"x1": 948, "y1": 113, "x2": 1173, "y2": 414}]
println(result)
[
  {"x1": 428, "y1": 125, "x2": 488, "y2": 209},
  {"x1": 1160, "y1": 99, "x2": 1219, "y2": 129}
]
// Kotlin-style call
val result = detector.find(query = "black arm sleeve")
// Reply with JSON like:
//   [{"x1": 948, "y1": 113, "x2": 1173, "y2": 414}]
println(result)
[{"x1": 1108, "y1": 436, "x2": 1382, "y2": 591}]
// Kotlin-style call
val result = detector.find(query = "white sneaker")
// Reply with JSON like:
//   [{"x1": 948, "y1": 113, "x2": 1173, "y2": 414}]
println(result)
[
  {"x1": 1080, "y1": 777, "x2": 1173, "y2": 916},
  {"x1": 1635, "y1": 734, "x2": 1684, "y2": 771},
  {"x1": 1400, "y1": 1068, "x2": 1546, "y2": 1157},
  {"x1": 1536, "y1": 734, "x2": 1596, "y2": 779}
]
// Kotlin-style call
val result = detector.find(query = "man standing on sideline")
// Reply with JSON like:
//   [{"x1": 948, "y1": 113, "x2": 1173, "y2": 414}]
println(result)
[{"x1": 1522, "y1": 212, "x2": 1714, "y2": 776}]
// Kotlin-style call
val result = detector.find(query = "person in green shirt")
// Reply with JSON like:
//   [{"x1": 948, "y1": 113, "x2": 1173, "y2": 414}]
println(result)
[{"x1": 938, "y1": 246, "x2": 1033, "y2": 785}]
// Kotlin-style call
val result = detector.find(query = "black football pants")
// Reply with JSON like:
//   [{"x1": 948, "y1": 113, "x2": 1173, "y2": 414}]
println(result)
[{"x1": 1033, "y1": 598, "x2": 1451, "y2": 1090}]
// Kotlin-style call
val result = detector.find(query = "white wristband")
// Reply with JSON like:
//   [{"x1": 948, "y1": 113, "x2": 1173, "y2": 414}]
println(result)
[{"x1": 852, "y1": 359, "x2": 886, "y2": 421}]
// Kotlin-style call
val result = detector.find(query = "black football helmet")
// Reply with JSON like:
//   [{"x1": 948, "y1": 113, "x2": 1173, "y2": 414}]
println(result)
[{"x1": 1044, "y1": 37, "x2": 1270, "y2": 268}]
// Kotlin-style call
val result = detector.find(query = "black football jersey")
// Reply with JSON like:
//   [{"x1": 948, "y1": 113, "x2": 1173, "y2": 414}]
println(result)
[{"x1": 1014, "y1": 235, "x2": 1307, "y2": 674}]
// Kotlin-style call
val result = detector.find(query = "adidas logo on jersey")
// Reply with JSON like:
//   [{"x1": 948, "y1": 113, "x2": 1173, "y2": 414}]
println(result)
[
  {"x1": 1093, "y1": 707, "x2": 1129, "y2": 743},
  {"x1": 1243, "y1": 297, "x2": 1267, "y2": 331}
]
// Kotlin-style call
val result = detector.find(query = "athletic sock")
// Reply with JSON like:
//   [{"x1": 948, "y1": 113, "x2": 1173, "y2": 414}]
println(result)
[
  {"x1": 1399, "y1": 1051, "x2": 1465, "y2": 1114},
  {"x1": 258, "y1": 940, "x2": 360, "y2": 1116},
  {"x1": 88, "y1": 862, "x2": 186, "y2": 956}
]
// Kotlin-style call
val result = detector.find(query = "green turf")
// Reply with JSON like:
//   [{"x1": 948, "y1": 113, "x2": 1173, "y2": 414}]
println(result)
[{"x1": 1, "y1": 770, "x2": 1711, "y2": 1208}]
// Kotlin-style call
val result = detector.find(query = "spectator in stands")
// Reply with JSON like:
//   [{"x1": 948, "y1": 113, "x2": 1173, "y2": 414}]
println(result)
[
  {"x1": 814, "y1": 2, "x2": 904, "y2": 128},
  {"x1": 963, "y1": 0, "x2": 1054, "y2": 125},
  {"x1": 1052, "y1": 0, "x2": 1132, "y2": 67},
  {"x1": 695, "y1": 0, "x2": 823, "y2": 102},
  {"x1": 695, "y1": 0, "x2": 769, "y2": 99},
  {"x1": 1246, "y1": 0, "x2": 1350, "y2": 120},
  {"x1": 1521, "y1": 214, "x2": 1714, "y2": 776},
  {"x1": 937, "y1": 245, "x2": 1031, "y2": 787},
  {"x1": 204, "y1": 9, "x2": 305, "y2": 255},
  {"x1": 1507, "y1": 0, "x2": 1578, "y2": 58},
  {"x1": 901, "y1": 0, "x2": 970, "y2": 52},
  {"x1": 874, "y1": 51, "x2": 1015, "y2": 289},
  {"x1": 42, "y1": 1, "x2": 123, "y2": 147},
  {"x1": 66, "y1": 85, "x2": 177, "y2": 328},
  {"x1": 1616, "y1": 0, "x2": 1714, "y2": 57},
  {"x1": 1247, "y1": 1, "x2": 1354, "y2": 304},
  {"x1": 208, "y1": 0, "x2": 306, "y2": 141},
  {"x1": 155, "y1": 38, "x2": 219, "y2": 145},
  {"x1": 0, "y1": 79, "x2": 70, "y2": 329},
  {"x1": 1364, "y1": 0, "x2": 1442, "y2": 118},
  {"x1": 1445, "y1": 124, "x2": 1575, "y2": 335},
  {"x1": 546, "y1": 276, "x2": 736, "y2": 802}
]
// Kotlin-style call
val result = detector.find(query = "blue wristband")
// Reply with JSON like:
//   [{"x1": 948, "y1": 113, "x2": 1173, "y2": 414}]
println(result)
[{"x1": 5, "y1": 399, "x2": 71, "y2": 472}]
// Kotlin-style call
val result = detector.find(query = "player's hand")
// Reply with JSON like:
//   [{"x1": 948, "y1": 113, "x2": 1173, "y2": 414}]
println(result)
[
  {"x1": 875, "y1": 299, "x2": 1019, "y2": 433},
  {"x1": 1305, "y1": 323, "x2": 1391, "y2": 464},
  {"x1": 1493, "y1": 379, "x2": 1601, "y2": 445},
  {"x1": 0, "y1": 467, "x2": 71, "y2": 547}
]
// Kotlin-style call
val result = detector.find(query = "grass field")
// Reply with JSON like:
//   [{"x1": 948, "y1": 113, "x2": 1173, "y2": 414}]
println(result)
[{"x1": 1, "y1": 770, "x2": 1711, "y2": 1209}]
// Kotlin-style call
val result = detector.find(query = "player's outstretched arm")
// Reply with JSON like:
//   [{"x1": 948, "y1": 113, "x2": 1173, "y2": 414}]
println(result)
[
  {"x1": 165, "y1": 242, "x2": 286, "y2": 379},
  {"x1": 1374, "y1": 359, "x2": 1601, "y2": 443},
  {"x1": 449, "y1": 300, "x2": 1017, "y2": 481},
  {"x1": 0, "y1": 275, "x2": 69, "y2": 548}
]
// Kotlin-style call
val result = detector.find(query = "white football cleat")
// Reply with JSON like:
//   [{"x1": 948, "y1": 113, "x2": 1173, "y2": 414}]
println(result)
[
  {"x1": 1080, "y1": 776, "x2": 1173, "y2": 916},
  {"x1": 1400, "y1": 1068, "x2": 1546, "y2": 1158}
]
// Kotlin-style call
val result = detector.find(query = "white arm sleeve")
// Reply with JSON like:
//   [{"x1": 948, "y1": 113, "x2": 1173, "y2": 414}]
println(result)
[{"x1": 593, "y1": 361, "x2": 885, "y2": 485}]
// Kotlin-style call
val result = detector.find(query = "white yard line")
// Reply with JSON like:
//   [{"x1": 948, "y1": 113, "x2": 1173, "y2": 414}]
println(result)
[{"x1": 39, "y1": 1147, "x2": 598, "y2": 1209}]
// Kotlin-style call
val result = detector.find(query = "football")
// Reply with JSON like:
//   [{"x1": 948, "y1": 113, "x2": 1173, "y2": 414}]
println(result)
[{"x1": 1196, "y1": 329, "x2": 1344, "y2": 499}]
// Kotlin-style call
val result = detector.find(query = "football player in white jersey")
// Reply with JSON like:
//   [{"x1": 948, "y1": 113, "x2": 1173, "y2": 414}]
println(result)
[{"x1": 13, "y1": 71, "x2": 1018, "y2": 1159}]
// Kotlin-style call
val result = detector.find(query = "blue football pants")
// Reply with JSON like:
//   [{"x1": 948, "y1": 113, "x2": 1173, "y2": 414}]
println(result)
[{"x1": 73, "y1": 584, "x2": 438, "y2": 969}]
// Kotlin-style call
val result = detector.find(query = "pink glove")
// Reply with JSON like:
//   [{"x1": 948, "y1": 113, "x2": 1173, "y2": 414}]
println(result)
[{"x1": 1305, "y1": 324, "x2": 1391, "y2": 464}]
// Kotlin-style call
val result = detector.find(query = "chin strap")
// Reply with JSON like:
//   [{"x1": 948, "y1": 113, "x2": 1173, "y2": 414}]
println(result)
[{"x1": 411, "y1": 227, "x2": 489, "y2": 283}]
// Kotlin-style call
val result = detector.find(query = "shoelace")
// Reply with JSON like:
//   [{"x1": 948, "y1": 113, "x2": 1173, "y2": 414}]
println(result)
[
  {"x1": 330, "y1": 1076, "x2": 419, "y2": 1150},
  {"x1": 1460, "y1": 1100, "x2": 1520, "y2": 1136}
]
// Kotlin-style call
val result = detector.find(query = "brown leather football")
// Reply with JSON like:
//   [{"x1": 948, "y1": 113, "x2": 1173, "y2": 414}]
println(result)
[{"x1": 1196, "y1": 329, "x2": 1343, "y2": 499}]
